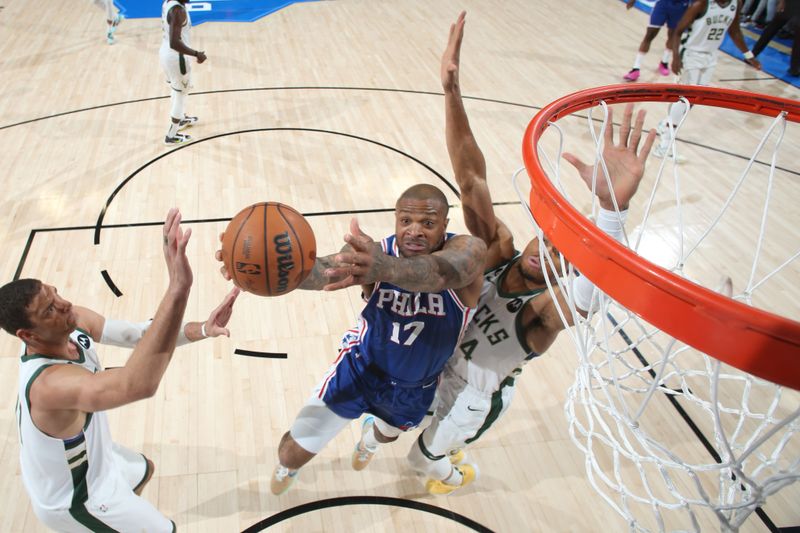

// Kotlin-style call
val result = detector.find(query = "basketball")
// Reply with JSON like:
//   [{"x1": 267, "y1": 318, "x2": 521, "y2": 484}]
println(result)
[{"x1": 221, "y1": 202, "x2": 316, "y2": 297}]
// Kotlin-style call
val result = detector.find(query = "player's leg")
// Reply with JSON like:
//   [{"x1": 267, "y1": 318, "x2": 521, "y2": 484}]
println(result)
[
  {"x1": 660, "y1": 29, "x2": 677, "y2": 76},
  {"x1": 406, "y1": 376, "x2": 502, "y2": 494},
  {"x1": 655, "y1": 52, "x2": 701, "y2": 159},
  {"x1": 103, "y1": 0, "x2": 123, "y2": 45},
  {"x1": 165, "y1": 89, "x2": 190, "y2": 144},
  {"x1": 659, "y1": 1, "x2": 690, "y2": 75},
  {"x1": 30, "y1": 478, "x2": 174, "y2": 532},
  {"x1": 162, "y1": 54, "x2": 194, "y2": 145},
  {"x1": 625, "y1": 27, "x2": 661, "y2": 81},
  {"x1": 272, "y1": 344, "x2": 365, "y2": 494},
  {"x1": 351, "y1": 415, "x2": 400, "y2": 471},
  {"x1": 626, "y1": 0, "x2": 672, "y2": 80},
  {"x1": 271, "y1": 398, "x2": 352, "y2": 495}
]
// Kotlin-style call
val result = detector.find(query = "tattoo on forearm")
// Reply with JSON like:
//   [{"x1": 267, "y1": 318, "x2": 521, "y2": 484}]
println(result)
[{"x1": 299, "y1": 254, "x2": 338, "y2": 290}]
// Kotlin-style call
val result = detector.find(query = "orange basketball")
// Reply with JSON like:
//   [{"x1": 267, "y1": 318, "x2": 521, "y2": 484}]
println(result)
[{"x1": 221, "y1": 202, "x2": 316, "y2": 297}]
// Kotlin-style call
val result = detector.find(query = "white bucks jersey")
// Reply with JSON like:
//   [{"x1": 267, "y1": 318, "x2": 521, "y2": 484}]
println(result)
[
  {"x1": 160, "y1": 0, "x2": 192, "y2": 55},
  {"x1": 16, "y1": 330, "x2": 117, "y2": 510},
  {"x1": 447, "y1": 255, "x2": 545, "y2": 393},
  {"x1": 681, "y1": 0, "x2": 738, "y2": 54}
]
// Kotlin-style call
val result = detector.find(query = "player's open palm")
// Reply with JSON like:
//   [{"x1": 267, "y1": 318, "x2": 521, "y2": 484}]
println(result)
[
  {"x1": 162, "y1": 208, "x2": 193, "y2": 294},
  {"x1": 563, "y1": 104, "x2": 656, "y2": 210},
  {"x1": 441, "y1": 11, "x2": 465, "y2": 93},
  {"x1": 203, "y1": 287, "x2": 240, "y2": 338}
]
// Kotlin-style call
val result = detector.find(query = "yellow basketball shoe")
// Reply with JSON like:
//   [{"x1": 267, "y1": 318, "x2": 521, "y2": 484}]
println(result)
[
  {"x1": 448, "y1": 449, "x2": 466, "y2": 465},
  {"x1": 351, "y1": 416, "x2": 377, "y2": 471},
  {"x1": 270, "y1": 464, "x2": 298, "y2": 495},
  {"x1": 425, "y1": 463, "x2": 479, "y2": 495}
]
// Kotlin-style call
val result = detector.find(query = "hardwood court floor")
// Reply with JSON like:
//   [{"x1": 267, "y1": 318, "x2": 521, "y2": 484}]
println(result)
[{"x1": 0, "y1": 0, "x2": 798, "y2": 531}]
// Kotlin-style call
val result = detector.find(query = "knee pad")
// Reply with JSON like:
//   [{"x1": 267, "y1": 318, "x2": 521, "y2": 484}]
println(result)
[
  {"x1": 289, "y1": 402, "x2": 350, "y2": 455},
  {"x1": 373, "y1": 416, "x2": 403, "y2": 440}
]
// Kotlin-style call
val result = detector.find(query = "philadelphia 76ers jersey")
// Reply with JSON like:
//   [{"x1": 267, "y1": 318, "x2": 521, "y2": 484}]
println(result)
[{"x1": 356, "y1": 233, "x2": 475, "y2": 384}]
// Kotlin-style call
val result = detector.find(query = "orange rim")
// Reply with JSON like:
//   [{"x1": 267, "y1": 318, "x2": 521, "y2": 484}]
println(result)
[{"x1": 522, "y1": 84, "x2": 800, "y2": 390}]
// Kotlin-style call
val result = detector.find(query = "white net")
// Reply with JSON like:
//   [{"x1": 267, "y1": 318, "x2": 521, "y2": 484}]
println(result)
[{"x1": 518, "y1": 89, "x2": 800, "y2": 532}]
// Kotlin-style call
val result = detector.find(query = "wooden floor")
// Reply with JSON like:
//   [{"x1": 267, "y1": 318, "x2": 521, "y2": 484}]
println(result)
[{"x1": 1, "y1": 0, "x2": 798, "y2": 531}]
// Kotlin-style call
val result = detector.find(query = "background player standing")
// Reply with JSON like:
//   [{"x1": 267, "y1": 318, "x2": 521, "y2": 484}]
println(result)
[
  {"x1": 623, "y1": 0, "x2": 691, "y2": 81},
  {"x1": 93, "y1": 0, "x2": 124, "y2": 45},
  {"x1": 655, "y1": 0, "x2": 761, "y2": 158},
  {"x1": 160, "y1": 0, "x2": 207, "y2": 145}
]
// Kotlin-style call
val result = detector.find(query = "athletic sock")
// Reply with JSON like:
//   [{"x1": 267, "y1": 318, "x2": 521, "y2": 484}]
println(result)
[
  {"x1": 361, "y1": 425, "x2": 379, "y2": 452},
  {"x1": 633, "y1": 52, "x2": 645, "y2": 70},
  {"x1": 167, "y1": 122, "x2": 179, "y2": 138},
  {"x1": 661, "y1": 49, "x2": 672, "y2": 64},
  {"x1": 443, "y1": 466, "x2": 464, "y2": 486}
]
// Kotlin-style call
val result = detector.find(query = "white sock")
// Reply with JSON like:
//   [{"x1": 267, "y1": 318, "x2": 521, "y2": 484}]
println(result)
[
  {"x1": 167, "y1": 121, "x2": 179, "y2": 138},
  {"x1": 361, "y1": 425, "x2": 379, "y2": 452},
  {"x1": 633, "y1": 52, "x2": 645, "y2": 69},
  {"x1": 443, "y1": 466, "x2": 463, "y2": 486},
  {"x1": 661, "y1": 49, "x2": 672, "y2": 64}
]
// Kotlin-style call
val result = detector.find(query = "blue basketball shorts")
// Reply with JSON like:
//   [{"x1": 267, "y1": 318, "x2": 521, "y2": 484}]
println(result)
[{"x1": 649, "y1": 0, "x2": 690, "y2": 29}]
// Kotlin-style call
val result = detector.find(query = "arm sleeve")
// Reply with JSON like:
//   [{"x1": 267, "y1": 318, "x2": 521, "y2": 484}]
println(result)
[
  {"x1": 100, "y1": 319, "x2": 192, "y2": 348},
  {"x1": 572, "y1": 208, "x2": 627, "y2": 313}
]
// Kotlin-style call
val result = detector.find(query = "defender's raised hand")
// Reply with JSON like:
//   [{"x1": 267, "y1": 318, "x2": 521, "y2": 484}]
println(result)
[
  {"x1": 162, "y1": 208, "x2": 193, "y2": 293},
  {"x1": 442, "y1": 11, "x2": 466, "y2": 94},
  {"x1": 563, "y1": 104, "x2": 656, "y2": 210},
  {"x1": 201, "y1": 287, "x2": 241, "y2": 338}
]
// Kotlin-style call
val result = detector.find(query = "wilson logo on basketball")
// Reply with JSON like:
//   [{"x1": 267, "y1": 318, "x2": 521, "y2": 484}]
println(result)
[
  {"x1": 273, "y1": 232, "x2": 295, "y2": 293},
  {"x1": 235, "y1": 262, "x2": 261, "y2": 275}
]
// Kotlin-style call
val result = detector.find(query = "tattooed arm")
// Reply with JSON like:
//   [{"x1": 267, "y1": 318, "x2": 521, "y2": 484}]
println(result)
[
  {"x1": 298, "y1": 243, "x2": 376, "y2": 291},
  {"x1": 323, "y1": 219, "x2": 487, "y2": 293}
]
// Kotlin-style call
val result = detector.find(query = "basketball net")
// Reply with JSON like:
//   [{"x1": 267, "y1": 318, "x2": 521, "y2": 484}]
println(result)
[{"x1": 519, "y1": 85, "x2": 800, "y2": 532}]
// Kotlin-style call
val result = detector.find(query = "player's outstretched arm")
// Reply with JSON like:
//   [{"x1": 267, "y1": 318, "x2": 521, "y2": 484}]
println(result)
[
  {"x1": 296, "y1": 243, "x2": 371, "y2": 291},
  {"x1": 443, "y1": 12, "x2": 514, "y2": 266},
  {"x1": 560, "y1": 104, "x2": 653, "y2": 313},
  {"x1": 323, "y1": 219, "x2": 486, "y2": 293},
  {"x1": 519, "y1": 105, "x2": 655, "y2": 353},
  {"x1": 75, "y1": 287, "x2": 240, "y2": 348},
  {"x1": 32, "y1": 209, "x2": 194, "y2": 414}
]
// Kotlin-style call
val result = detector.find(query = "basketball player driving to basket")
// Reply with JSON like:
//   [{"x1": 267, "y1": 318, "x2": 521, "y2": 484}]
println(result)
[
  {"x1": 406, "y1": 11, "x2": 660, "y2": 495},
  {"x1": 216, "y1": 186, "x2": 487, "y2": 495}
]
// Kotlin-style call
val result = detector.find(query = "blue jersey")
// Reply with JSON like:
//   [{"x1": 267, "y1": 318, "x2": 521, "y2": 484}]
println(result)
[
  {"x1": 357, "y1": 234, "x2": 475, "y2": 384},
  {"x1": 316, "y1": 233, "x2": 476, "y2": 429}
]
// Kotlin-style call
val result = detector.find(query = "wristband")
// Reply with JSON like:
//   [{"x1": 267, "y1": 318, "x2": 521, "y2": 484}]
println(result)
[
  {"x1": 201, "y1": 322, "x2": 208, "y2": 338},
  {"x1": 744, "y1": 50, "x2": 754, "y2": 60}
]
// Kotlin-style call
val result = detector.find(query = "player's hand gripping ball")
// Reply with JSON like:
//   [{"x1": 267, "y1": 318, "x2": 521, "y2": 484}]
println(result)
[{"x1": 220, "y1": 202, "x2": 316, "y2": 296}]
